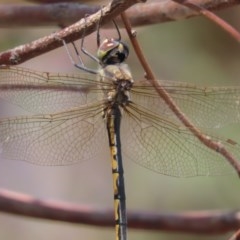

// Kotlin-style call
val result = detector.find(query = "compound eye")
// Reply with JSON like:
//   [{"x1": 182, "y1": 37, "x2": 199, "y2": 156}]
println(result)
[{"x1": 98, "y1": 39, "x2": 129, "y2": 65}]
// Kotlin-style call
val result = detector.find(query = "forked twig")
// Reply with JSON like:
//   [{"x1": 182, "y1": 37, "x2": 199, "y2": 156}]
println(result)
[
  {"x1": 0, "y1": 0, "x2": 145, "y2": 65},
  {"x1": 0, "y1": 0, "x2": 239, "y2": 65},
  {"x1": 120, "y1": 11, "x2": 240, "y2": 176}
]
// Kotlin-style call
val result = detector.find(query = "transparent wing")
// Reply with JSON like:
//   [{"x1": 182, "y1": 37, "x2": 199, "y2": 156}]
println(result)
[
  {"x1": 122, "y1": 103, "x2": 240, "y2": 177},
  {"x1": 0, "y1": 102, "x2": 108, "y2": 165},
  {"x1": 1, "y1": 66, "x2": 240, "y2": 128},
  {"x1": 0, "y1": 66, "x2": 107, "y2": 114},
  {"x1": 1, "y1": 66, "x2": 240, "y2": 176},
  {"x1": 133, "y1": 80, "x2": 240, "y2": 128}
]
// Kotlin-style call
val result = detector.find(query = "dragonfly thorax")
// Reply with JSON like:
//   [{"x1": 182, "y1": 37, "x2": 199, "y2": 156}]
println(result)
[{"x1": 99, "y1": 63, "x2": 133, "y2": 105}]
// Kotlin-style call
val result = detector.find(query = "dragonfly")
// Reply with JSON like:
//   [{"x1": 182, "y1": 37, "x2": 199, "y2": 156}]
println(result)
[{"x1": 0, "y1": 21, "x2": 240, "y2": 240}]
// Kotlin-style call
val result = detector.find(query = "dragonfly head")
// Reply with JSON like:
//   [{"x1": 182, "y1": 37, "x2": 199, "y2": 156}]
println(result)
[{"x1": 97, "y1": 38, "x2": 129, "y2": 66}]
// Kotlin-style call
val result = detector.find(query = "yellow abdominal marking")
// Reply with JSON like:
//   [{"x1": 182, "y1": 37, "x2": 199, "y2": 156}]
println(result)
[
  {"x1": 115, "y1": 199, "x2": 120, "y2": 220},
  {"x1": 111, "y1": 147, "x2": 118, "y2": 169},
  {"x1": 115, "y1": 224, "x2": 120, "y2": 240},
  {"x1": 113, "y1": 172, "x2": 119, "y2": 195}
]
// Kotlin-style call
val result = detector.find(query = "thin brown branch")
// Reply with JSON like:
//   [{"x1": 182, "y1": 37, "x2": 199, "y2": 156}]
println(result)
[
  {"x1": 120, "y1": 11, "x2": 240, "y2": 176},
  {"x1": 0, "y1": 0, "x2": 239, "y2": 28},
  {"x1": 0, "y1": 188, "x2": 240, "y2": 234},
  {"x1": 120, "y1": 12, "x2": 156, "y2": 80},
  {"x1": 171, "y1": 0, "x2": 240, "y2": 42},
  {"x1": 228, "y1": 229, "x2": 240, "y2": 240},
  {"x1": 125, "y1": 0, "x2": 240, "y2": 26},
  {"x1": 0, "y1": 0, "x2": 146, "y2": 65}
]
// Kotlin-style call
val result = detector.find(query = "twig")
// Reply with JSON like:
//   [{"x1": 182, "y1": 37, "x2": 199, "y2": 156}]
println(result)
[
  {"x1": 171, "y1": 0, "x2": 240, "y2": 42},
  {"x1": 0, "y1": 188, "x2": 240, "y2": 234},
  {"x1": 228, "y1": 229, "x2": 240, "y2": 240},
  {"x1": 120, "y1": 11, "x2": 240, "y2": 176},
  {"x1": 0, "y1": 0, "x2": 146, "y2": 65}
]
